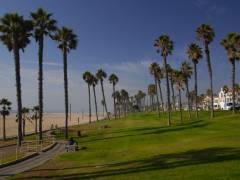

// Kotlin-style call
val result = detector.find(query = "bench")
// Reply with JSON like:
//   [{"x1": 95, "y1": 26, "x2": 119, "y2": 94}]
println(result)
[{"x1": 65, "y1": 143, "x2": 77, "y2": 152}]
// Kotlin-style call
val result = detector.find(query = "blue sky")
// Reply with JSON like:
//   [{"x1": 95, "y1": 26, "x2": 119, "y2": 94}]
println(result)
[{"x1": 0, "y1": 0, "x2": 239, "y2": 112}]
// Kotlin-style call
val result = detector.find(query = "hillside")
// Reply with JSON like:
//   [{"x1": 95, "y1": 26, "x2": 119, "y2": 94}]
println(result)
[{"x1": 13, "y1": 111, "x2": 240, "y2": 179}]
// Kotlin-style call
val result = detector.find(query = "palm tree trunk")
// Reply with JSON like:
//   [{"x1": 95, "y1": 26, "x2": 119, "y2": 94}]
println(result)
[
  {"x1": 185, "y1": 80, "x2": 192, "y2": 120},
  {"x1": 63, "y1": 48, "x2": 69, "y2": 139},
  {"x1": 205, "y1": 43, "x2": 214, "y2": 118},
  {"x1": 113, "y1": 84, "x2": 117, "y2": 119},
  {"x1": 155, "y1": 78, "x2": 160, "y2": 117},
  {"x1": 170, "y1": 75, "x2": 176, "y2": 111},
  {"x1": 231, "y1": 60, "x2": 236, "y2": 113},
  {"x1": 178, "y1": 89, "x2": 183, "y2": 123},
  {"x1": 88, "y1": 84, "x2": 91, "y2": 123},
  {"x1": 101, "y1": 81, "x2": 110, "y2": 120},
  {"x1": 93, "y1": 85, "x2": 99, "y2": 121},
  {"x1": 163, "y1": 56, "x2": 171, "y2": 126},
  {"x1": 38, "y1": 36, "x2": 44, "y2": 141},
  {"x1": 3, "y1": 115, "x2": 6, "y2": 141},
  {"x1": 13, "y1": 37, "x2": 23, "y2": 146},
  {"x1": 194, "y1": 62, "x2": 199, "y2": 119}
]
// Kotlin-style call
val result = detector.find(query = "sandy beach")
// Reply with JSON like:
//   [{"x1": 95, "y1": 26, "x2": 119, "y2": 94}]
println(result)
[{"x1": 0, "y1": 113, "x2": 103, "y2": 139}]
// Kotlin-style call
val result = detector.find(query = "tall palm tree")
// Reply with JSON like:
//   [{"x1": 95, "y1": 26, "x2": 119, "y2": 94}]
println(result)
[
  {"x1": 154, "y1": 34, "x2": 174, "y2": 126},
  {"x1": 173, "y1": 71, "x2": 184, "y2": 123},
  {"x1": 221, "y1": 32, "x2": 240, "y2": 113},
  {"x1": 0, "y1": 98, "x2": 12, "y2": 140},
  {"x1": 187, "y1": 43, "x2": 203, "y2": 119},
  {"x1": 31, "y1": 8, "x2": 57, "y2": 141},
  {"x1": 0, "y1": 13, "x2": 32, "y2": 145},
  {"x1": 196, "y1": 24, "x2": 215, "y2": 118},
  {"x1": 181, "y1": 61, "x2": 193, "y2": 120},
  {"x1": 92, "y1": 75, "x2": 99, "y2": 121},
  {"x1": 109, "y1": 74, "x2": 119, "y2": 119},
  {"x1": 53, "y1": 27, "x2": 77, "y2": 139},
  {"x1": 83, "y1": 71, "x2": 93, "y2": 123},
  {"x1": 96, "y1": 69, "x2": 110, "y2": 120},
  {"x1": 149, "y1": 62, "x2": 161, "y2": 117}
]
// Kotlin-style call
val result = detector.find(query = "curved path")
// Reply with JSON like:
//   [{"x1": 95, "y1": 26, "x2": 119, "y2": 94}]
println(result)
[{"x1": 0, "y1": 141, "x2": 66, "y2": 180}]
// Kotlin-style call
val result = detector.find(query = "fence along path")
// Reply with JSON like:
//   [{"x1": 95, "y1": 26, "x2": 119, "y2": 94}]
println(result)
[{"x1": 0, "y1": 141, "x2": 66, "y2": 179}]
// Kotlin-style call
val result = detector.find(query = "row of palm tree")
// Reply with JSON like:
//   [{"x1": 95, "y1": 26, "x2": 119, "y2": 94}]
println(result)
[
  {"x1": 152, "y1": 24, "x2": 240, "y2": 125},
  {"x1": 148, "y1": 61, "x2": 193, "y2": 122},
  {"x1": 0, "y1": 8, "x2": 78, "y2": 145},
  {"x1": 83, "y1": 70, "x2": 120, "y2": 122}
]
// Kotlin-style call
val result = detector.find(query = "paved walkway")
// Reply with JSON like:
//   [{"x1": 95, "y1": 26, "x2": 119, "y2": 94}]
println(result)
[{"x1": 0, "y1": 141, "x2": 66, "y2": 180}]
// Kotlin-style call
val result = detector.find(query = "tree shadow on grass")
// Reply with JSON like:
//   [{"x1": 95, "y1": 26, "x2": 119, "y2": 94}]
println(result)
[
  {"x1": 78, "y1": 120, "x2": 209, "y2": 144},
  {"x1": 17, "y1": 147, "x2": 240, "y2": 179}
]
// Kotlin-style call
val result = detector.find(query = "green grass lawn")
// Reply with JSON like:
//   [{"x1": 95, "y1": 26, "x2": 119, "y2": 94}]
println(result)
[{"x1": 12, "y1": 111, "x2": 240, "y2": 179}]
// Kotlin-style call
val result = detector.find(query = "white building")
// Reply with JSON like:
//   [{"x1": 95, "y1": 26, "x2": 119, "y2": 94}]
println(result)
[
  {"x1": 202, "y1": 87, "x2": 240, "y2": 110},
  {"x1": 218, "y1": 87, "x2": 240, "y2": 110}
]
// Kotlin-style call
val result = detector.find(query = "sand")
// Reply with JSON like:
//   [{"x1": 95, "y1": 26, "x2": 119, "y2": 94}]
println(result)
[{"x1": 0, "y1": 113, "x2": 104, "y2": 139}]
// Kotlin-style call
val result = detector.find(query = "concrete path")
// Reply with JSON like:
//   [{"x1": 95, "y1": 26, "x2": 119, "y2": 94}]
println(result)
[{"x1": 0, "y1": 141, "x2": 66, "y2": 180}]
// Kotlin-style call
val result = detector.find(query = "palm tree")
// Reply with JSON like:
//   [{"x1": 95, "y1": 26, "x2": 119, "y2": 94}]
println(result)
[
  {"x1": 109, "y1": 74, "x2": 119, "y2": 119},
  {"x1": 173, "y1": 71, "x2": 184, "y2": 123},
  {"x1": 83, "y1": 71, "x2": 93, "y2": 123},
  {"x1": 0, "y1": 98, "x2": 12, "y2": 140},
  {"x1": 196, "y1": 24, "x2": 215, "y2": 118},
  {"x1": 31, "y1": 8, "x2": 57, "y2": 141},
  {"x1": 187, "y1": 43, "x2": 203, "y2": 119},
  {"x1": 166, "y1": 64, "x2": 176, "y2": 111},
  {"x1": 181, "y1": 61, "x2": 193, "y2": 120},
  {"x1": 22, "y1": 107, "x2": 30, "y2": 137},
  {"x1": 96, "y1": 69, "x2": 110, "y2": 120},
  {"x1": 155, "y1": 66, "x2": 164, "y2": 111},
  {"x1": 0, "y1": 14, "x2": 32, "y2": 145},
  {"x1": 92, "y1": 75, "x2": 99, "y2": 121},
  {"x1": 154, "y1": 34, "x2": 174, "y2": 126},
  {"x1": 221, "y1": 32, "x2": 240, "y2": 113},
  {"x1": 53, "y1": 27, "x2": 77, "y2": 139},
  {"x1": 121, "y1": 89, "x2": 129, "y2": 117},
  {"x1": 148, "y1": 84, "x2": 157, "y2": 111},
  {"x1": 149, "y1": 62, "x2": 161, "y2": 117}
]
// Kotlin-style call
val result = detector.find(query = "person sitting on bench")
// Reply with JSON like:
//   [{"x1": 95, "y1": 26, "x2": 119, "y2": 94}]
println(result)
[{"x1": 66, "y1": 137, "x2": 78, "y2": 151}]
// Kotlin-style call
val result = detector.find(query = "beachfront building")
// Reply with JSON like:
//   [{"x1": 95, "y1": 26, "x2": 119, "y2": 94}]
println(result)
[
  {"x1": 218, "y1": 87, "x2": 240, "y2": 110},
  {"x1": 202, "y1": 87, "x2": 240, "y2": 110}
]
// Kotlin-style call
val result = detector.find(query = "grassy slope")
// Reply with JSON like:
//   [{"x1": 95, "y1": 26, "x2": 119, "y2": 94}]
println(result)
[{"x1": 13, "y1": 111, "x2": 240, "y2": 179}]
